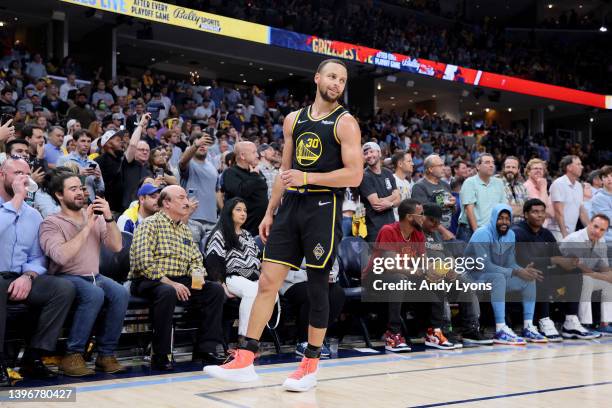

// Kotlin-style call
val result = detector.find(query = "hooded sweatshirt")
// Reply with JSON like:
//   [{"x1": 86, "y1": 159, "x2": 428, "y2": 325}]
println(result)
[{"x1": 465, "y1": 203, "x2": 521, "y2": 278}]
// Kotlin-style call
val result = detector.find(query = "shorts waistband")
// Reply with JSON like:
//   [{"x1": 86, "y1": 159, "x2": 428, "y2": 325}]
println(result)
[{"x1": 286, "y1": 186, "x2": 334, "y2": 195}]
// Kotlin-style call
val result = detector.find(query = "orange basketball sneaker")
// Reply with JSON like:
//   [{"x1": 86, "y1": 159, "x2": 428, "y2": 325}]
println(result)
[
  {"x1": 203, "y1": 349, "x2": 258, "y2": 382},
  {"x1": 282, "y1": 356, "x2": 319, "y2": 392}
]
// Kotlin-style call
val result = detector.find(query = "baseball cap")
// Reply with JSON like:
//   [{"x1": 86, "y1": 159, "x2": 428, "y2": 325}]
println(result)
[
  {"x1": 423, "y1": 203, "x2": 443, "y2": 220},
  {"x1": 101, "y1": 130, "x2": 120, "y2": 146},
  {"x1": 362, "y1": 142, "x2": 381, "y2": 153},
  {"x1": 137, "y1": 183, "x2": 161, "y2": 197},
  {"x1": 25, "y1": 84, "x2": 36, "y2": 91}
]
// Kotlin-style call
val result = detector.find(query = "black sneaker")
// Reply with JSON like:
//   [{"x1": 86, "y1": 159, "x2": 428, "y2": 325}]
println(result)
[
  {"x1": 462, "y1": 328, "x2": 494, "y2": 345},
  {"x1": 445, "y1": 330, "x2": 463, "y2": 349}
]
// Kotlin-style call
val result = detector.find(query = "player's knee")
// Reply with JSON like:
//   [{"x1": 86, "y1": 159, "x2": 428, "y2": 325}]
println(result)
[{"x1": 257, "y1": 272, "x2": 281, "y2": 296}]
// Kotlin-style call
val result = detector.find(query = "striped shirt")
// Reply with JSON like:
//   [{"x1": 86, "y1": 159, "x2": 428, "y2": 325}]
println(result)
[{"x1": 129, "y1": 211, "x2": 203, "y2": 280}]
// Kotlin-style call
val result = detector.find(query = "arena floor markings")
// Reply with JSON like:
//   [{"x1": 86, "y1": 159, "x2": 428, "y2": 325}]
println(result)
[{"x1": 3, "y1": 339, "x2": 612, "y2": 407}]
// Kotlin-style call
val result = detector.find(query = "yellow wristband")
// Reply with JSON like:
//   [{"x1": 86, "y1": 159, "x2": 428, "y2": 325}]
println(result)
[{"x1": 303, "y1": 172, "x2": 308, "y2": 186}]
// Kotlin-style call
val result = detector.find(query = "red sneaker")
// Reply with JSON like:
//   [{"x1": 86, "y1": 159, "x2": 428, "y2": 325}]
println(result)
[
  {"x1": 203, "y1": 349, "x2": 258, "y2": 382},
  {"x1": 384, "y1": 330, "x2": 411, "y2": 352},
  {"x1": 282, "y1": 357, "x2": 319, "y2": 392}
]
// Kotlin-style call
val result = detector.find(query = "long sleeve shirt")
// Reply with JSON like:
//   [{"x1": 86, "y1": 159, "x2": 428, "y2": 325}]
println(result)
[
  {"x1": 129, "y1": 211, "x2": 203, "y2": 280},
  {"x1": 0, "y1": 197, "x2": 47, "y2": 275}
]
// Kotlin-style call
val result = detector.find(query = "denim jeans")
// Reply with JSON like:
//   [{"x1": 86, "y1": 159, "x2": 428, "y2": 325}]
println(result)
[
  {"x1": 467, "y1": 272, "x2": 535, "y2": 324},
  {"x1": 456, "y1": 224, "x2": 474, "y2": 243},
  {"x1": 59, "y1": 274, "x2": 129, "y2": 356},
  {"x1": 341, "y1": 216, "x2": 353, "y2": 237}
]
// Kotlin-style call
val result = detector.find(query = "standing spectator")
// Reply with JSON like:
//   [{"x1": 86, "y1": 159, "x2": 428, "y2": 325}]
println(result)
[
  {"x1": 143, "y1": 121, "x2": 161, "y2": 150},
  {"x1": 129, "y1": 185, "x2": 226, "y2": 370},
  {"x1": 499, "y1": 156, "x2": 529, "y2": 222},
  {"x1": 513, "y1": 198, "x2": 598, "y2": 341},
  {"x1": 591, "y1": 165, "x2": 612, "y2": 242},
  {"x1": 179, "y1": 133, "x2": 218, "y2": 231},
  {"x1": 95, "y1": 130, "x2": 125, "y2": 213},
  {"x1": 44, "y1": 126, "x2": 65, "y2": 168},
  {"x1": 91, "y1": 80, "x2": 114, "y2": 106},
  {"x1": 560, "y1": 214, "x2": 612, "y2": 335},
  {"x1": 359, "y1": 142, "x2": 399, "y2": 242},
  {"x1": 547, "y1": 155, "x2": 590, "y2": 240},
  {"x1": 66, "y1": 92, "x2": 95, "y2": 128},
  {"x1": 205, "y1": 198, "x2": 263, "y2": 339},
  {"x1": 194, "y1": 99, "x2": 214, "y2": 121},
  {"x1": 0, "y1": 88, "x2": 16, "y2": 116},
  {"x1": 60, "y1": 74, "x2": 79, "y2": 101},
  {"x1": 126, "y1": 102, "x2": 145, "y2": 134},
  {"x1": 0, "y1": 158, "x2": 75, "y2": 383},
  {"x1": 120, "y1": 114, "x2": 152, "y2": 211},
  {"x1": 256, "y1": 143, "x2": 279, "y2": 199},
  {"x1": 148, "y1": 147, "x2": 178, "y2": 186},
  {"x1": 210, "y1": 80, "x2": 224, "y2": 109},
  {"x1": 146, "y1": 91, "x2": 165, "y2": 122},
  {"x1": 449, "y1": 177, "x2": 464, "y2": 235},
  {"x1": 222, "y1": 141, "x2": 269, "y2": 236},
  {"x1": 117, "y1": 183, "x2": 161, "y2": 233},
  {"x1": 411, "y1": 154, "x2": 455, "y2": 235},
  {"x1": 40, "y1": 173, "x2": 127, "y2": 376},
  {"x1": 22, "y1": 126, "x2": 48, "y2": 184},
  {"x1": 25, "y1": 53, "x2": 47, "y2": 81},
  {"x1": 457, "y1": 153, "x2": 506, "y2": 242},
  {"x1": 391, "y1": 151, "x2": 413, "y2": 221},
  {"x1": 57, "y1": 130, "x2": 105, "y2": 200}
]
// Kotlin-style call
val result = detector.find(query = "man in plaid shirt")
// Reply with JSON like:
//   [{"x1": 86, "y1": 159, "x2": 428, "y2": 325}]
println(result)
[
  {"x1": 499, "y1": 156, "x2": 529, "y2": 222},
  {"x1": 129, "y1": 185, "x2": 226, "y2": 370}
]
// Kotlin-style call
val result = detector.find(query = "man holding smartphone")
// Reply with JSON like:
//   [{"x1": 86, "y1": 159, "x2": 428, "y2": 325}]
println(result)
[{"x1": 57, "y1": 130, "x2": 105, "y2": 201}]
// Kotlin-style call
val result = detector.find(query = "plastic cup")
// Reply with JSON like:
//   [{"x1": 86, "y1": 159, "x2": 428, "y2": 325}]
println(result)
[
  {"x1": 191, "y1": 268, "x2": 204, "y2": 290},
  {"x1": 26, "y1": 176, "x2": 38, "y2": 193},
  {"x1": 328, "y1": 337, "x2": 339, "y2": 358}
]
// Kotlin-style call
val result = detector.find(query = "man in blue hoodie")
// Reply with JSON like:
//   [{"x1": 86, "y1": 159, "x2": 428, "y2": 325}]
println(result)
[{"x1": 465, "y1": 204, "x2": 547, "y2": 344}]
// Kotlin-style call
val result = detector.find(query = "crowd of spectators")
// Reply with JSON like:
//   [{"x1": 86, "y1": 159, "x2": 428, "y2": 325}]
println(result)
[
  {"x1": 0, "y1": 43, "x2": 611, "y2": 383},
  {"x1": 175, "y1": 0, "x2": 611, "y2": 93}
]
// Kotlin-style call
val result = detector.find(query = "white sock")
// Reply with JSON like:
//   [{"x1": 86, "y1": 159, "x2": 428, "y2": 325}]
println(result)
[
  {"x1": 565, "y1": 315, "x2": 577, "y2": 324},
  {"x1": 495, "y1": 323, "x2": 505, "y2": 331},
  {"x1": 524, "y1": 320, "x2": 533, "y2": 329}
]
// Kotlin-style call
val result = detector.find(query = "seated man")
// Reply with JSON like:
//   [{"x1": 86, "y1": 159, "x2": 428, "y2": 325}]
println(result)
[
  {"x1": 40, "y1": 172, "x2": 128, "y2": 376},
  {"x1": 0, "y1": 158, "x2": 75, "y2": 385},
  {"x1": 421, "y1": 203, "x2": 491, "y2": 348},
  {"x1": 117, "y1": 183, "x2": 161, "y2": 233},
  {"x1": 513, "y1": 199, "x2": 599, "y2": 341},
  {"x1": 560, "y1": 214, "x2": 612, "y2": 336},
  {"x1": 129, "y1": 185, "x2": 226, "y2": 370},
  {"x1": 362, "y1": 199, "x2": 426, "y2": 352},
  {"x1": 465, "y1": 204, "x2": 547, "y2": 345}
]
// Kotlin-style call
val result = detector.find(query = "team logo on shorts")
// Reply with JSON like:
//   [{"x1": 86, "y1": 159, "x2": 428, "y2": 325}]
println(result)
[
  {"x1": 295, "y1": 132, "x2": 322, "y2": 166},
  {"x1": 313, "y1": 243, "x2": 325, "y2": 260}
]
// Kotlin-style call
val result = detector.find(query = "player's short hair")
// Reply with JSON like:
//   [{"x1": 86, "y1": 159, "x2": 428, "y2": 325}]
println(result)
[
  {"x1": 397, "y1": 198, "x2": 421, "y2": 221},
  {"x1": 559, "y1": 155, "x2": 579, "y2": 174},
  {"x1": 600, "y1": 165, "x2": 612, "y2": 178},
  {"x1": 591, "y1": 213, "x2": 610, "y2": 225},
  {"x1": 316, "y1": 59, "x2": 347, "y2": 73}
]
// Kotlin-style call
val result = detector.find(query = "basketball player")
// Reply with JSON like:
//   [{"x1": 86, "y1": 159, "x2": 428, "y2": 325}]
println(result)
[{"x1": 205, "y1": 59, "x2": 363, "y2": 391}]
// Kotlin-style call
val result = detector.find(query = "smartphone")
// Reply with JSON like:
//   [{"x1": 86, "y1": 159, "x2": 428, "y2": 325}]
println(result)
[
  {"x1": 1, "y1": 113, "x2": 13, "y2": 126},
  {"x1": 89, "y1": 163, "x2": 97, "y2": 169},
  {"x1": 93, "y1": 194, "x2": 104, "y2": 215},
  {"x1": 155, "y1": 168, "x2": 164, "y2": 178}
]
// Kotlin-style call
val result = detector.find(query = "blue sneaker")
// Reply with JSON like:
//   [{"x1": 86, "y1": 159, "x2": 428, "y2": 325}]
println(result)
[
  {"x1": 595, "y1": 325, "x2": 612, "y2": 337},
  {"x1": 295, "y1": 342, "x2": 331, "y2": 358},
  {"x1": 522, "y1": 325, "x2": 548, "y2": 343},
  {"x1": 493, "y1": 326, "x2": 526, "y2": 345}
]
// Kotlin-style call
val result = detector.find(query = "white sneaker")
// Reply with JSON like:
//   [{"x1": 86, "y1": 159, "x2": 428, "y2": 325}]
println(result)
[
  {"x1": 538, "y1": 318, "x2": 563, "y2": 342},
  {"x1": 562, "y1": 316, "x2": 601, "y2": 340},
  {"x1": 282, "y1": 357, "x2": 318, "y2": 392}
]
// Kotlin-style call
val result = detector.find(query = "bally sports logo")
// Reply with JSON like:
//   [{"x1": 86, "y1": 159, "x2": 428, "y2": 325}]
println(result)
[{"x1": 173, "y1": 7, "x2": 221, "y2": 32}]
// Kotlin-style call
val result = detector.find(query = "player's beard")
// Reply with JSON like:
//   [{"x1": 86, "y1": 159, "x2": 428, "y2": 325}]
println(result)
[{"x1": 318, "y1": 86, "x2": 342, "y2": 103}]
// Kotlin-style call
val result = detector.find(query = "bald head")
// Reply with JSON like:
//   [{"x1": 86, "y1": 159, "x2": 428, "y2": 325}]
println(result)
[
  {"x1": 234, "y1": 141, "x2": 258, "y2": 168},
  {"x1": 158, "y1": 185, "x2": 190, "y2": 221},
  {"x1": 0, "y1": 158, "x2": 31, "y2": 199}
]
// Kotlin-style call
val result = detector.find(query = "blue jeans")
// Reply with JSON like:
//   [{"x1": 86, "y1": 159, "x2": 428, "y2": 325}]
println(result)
[
  {"x1": 341, "y1": 216, "x2": 353, "y2": 237},
  {"x1": 468, "y1": 272, "x2": 535, "y2": 324},
  {"x1": 60, "y1": 274, "x2": 129, "y2": 356},
  {"x1": 456, "y1": 224, "x2": 474, "y2": 242}
]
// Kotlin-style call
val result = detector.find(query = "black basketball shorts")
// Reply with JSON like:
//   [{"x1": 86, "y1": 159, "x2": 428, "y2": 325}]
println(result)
[{"x1": 263, "y1": 188, "x2": 342, "y2": 271}]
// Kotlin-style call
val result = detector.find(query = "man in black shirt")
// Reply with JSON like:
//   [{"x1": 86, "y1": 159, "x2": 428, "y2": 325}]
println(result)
[
  {"x1": 512, "y1": 198, "x2": 596, "y2": 341},
  {"x1": 95, "y1": 130, "x2": 125, "y2": 213},
  {"x1": 222, "y1": 141, "x2": 268, "y2": 236},
  {"x1": 119, "y1": 114, "x2": 152, "y2": 211},
  {"x1": 358, "y1": 142, "x2": 399, "y2": 242}
]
